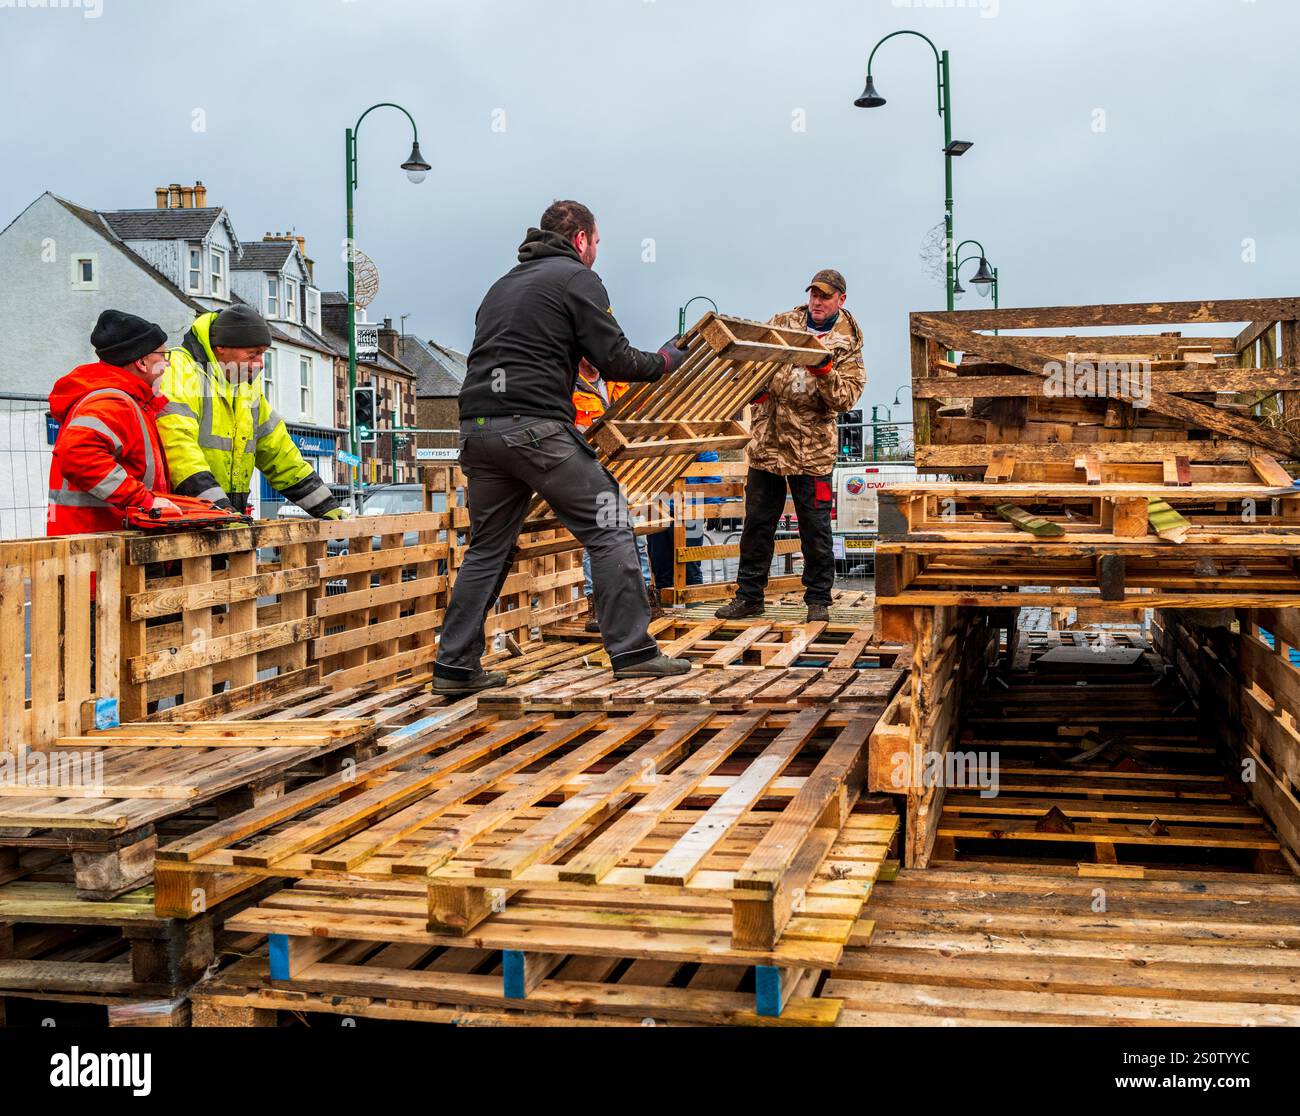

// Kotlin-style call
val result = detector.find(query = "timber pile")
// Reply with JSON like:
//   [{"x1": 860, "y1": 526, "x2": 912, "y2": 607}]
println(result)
[
  {"x1": 927, "y1": 625, "x2": 1287, "y2": 872},
  {"x1": 0, "y1": 718, "x2": 374, "y2": 1024},
  {"x1": 909, "y1": 297, "x2": 1300, "y2": 468},
  {"x1": 878, "y1": 297, "x2": 1300, "y2": 627},
  {"x1": 1156, "y1": 607, "x2": 1300, "y2": 865},
  {"x1": 827, "y1": 866, "x2": 1300, "y2": 1027},
  {"x1": 162, "y1": 706, "x2": 898, "y2": 1023}
]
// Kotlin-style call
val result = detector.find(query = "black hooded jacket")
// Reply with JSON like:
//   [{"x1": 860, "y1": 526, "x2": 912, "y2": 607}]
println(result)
[{"x1": 458, "y1": 228, "x2": 666, "y2": 424}]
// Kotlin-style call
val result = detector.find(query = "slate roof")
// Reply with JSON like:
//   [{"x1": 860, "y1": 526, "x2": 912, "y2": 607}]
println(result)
[
  {"x1": 100, "y1": 207, "x2": 226, "y2": 241},
  {"x1": 233, "y1": 241, "x2": 294, "y2": 271},
  {"x1": 400, "y1": 335, "x2": 467, "y2": 399}
]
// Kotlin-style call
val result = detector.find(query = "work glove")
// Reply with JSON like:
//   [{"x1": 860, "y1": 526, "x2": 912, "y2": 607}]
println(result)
[
  {"x1": 147, "y1": 496, "x2": 181, "y2": 516},
  {"x1": 321, "y1": 506, "x2": 351, "y2": 521},
  {"x1": 657, "y1": 336, "x2": 691, "y2": 375},
  {"x1": 808, "y1": 352, "x2": 834, "y2": 377}
]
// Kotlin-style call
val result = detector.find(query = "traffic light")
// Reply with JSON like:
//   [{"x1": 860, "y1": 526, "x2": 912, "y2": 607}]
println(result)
[
  {"x1": 837, "y1": 410, "x2": 864, "y2": 459},
  {"x1": 353, "y1": 384, "x2": 377, "y2": 444}
]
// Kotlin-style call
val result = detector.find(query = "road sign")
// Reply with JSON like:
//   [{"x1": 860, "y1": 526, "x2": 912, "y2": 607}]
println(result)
[
  {"x1": 416, "y1": 448, "x2": 459, "y2": 462},
  {"x1": 338, "y1": 450, "x2": 361, "y2": 468},
  {"x1": 354, "y1": 324, "x2": 379, "y2": 359}
]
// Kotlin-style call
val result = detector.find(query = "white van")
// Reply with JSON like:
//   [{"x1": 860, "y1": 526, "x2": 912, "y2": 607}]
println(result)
[{"x1": 832, "y1": 462, "x2": 918, "y2": 572}]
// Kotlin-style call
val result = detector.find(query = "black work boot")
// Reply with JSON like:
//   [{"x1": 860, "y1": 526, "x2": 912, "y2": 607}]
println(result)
[
  {"x1": 806, "y1": 603, "x2": 830, "y2": 623},
  {"x1": 614, "y1": 654, "x2": 692, "y2": 680},
  {"x1": 432, "y1": 670, "x2": 507, "y2": 696},
  {"x1": 714, "y1": 597, "x2": 765, "y2": 620},
  {"x1": 584, "y1": 596, "x2": 600, "y2": 633}
]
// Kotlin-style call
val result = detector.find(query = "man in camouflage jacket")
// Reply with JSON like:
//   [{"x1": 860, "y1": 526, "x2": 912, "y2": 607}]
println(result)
[{"x1": 716, "y1": 269, "x2": 866, "y2": 623}]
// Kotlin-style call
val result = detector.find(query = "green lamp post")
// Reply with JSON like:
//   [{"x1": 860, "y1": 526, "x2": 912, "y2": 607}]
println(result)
[
  {"x1": 854, "y1": 30, "x2": 973, "y2": 312},
  {"x1": 344, "y1": 103, "x2": 431, "y2": 466}
]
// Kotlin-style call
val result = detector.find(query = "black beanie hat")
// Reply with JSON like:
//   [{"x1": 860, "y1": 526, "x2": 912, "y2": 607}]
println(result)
[
  {"x1": 91, "y1": 309, "x2": 168, "y2": 367},
  {"x1": 210, "y1": 305, "x2": 272, "y2": 348}
]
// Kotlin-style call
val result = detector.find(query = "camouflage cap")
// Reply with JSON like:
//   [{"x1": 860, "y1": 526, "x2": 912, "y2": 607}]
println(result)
[{"x1": 807, "y1": 268, "x2": 847, "y2": 296}]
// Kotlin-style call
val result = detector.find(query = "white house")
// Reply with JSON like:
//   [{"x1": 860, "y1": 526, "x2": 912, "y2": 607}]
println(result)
[{"x1": 0, "y1": 182, "x2": 343, "y2": 530}]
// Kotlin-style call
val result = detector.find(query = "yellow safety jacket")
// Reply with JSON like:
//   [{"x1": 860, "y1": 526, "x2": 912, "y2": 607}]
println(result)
[{"x1": 158, "y1": 312, "x2": 337, "y2": 516}]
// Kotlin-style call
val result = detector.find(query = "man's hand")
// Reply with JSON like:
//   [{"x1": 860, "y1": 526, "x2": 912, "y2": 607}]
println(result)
[
  {"x1": 321, "y1": 506, "x2": 351, "y2": 521},
  {"x1": 148, "y1": 496, "x2": 181, "y2": 516},
  {"x1": 808, "y1": 352, "x2": 834, "y2": 377},
  {"x1": 657, "y1": 337, "x2": 691, "y2": 375}
]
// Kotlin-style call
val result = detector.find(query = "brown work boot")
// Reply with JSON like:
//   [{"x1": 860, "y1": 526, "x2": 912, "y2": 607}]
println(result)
[
  {"x1": 714, "y1": 597, "x2": 765, "y2": 620},
  {"x1": 806, "y1": 603, "x2": 830, "y2": 623},
  {"x1": 646, "y1": 581, "x2": 666, "y2": 620}
]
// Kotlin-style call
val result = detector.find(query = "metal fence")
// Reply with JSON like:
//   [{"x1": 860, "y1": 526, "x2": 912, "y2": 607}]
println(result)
[{"x1": 0, "y1": 394, "x2": 53, "y2": 540}]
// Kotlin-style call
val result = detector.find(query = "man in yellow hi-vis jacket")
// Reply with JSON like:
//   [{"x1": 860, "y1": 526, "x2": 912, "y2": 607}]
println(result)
[{"x1": 158, "y1": 306, "x2": 345, "y2": 519}]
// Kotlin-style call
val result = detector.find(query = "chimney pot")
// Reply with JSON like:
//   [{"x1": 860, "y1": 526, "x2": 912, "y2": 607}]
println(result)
[
  {"x1": 180, "y1": 186, "x2": 195, "y2": 208},
  {"x1": 194, "y1": 181, "x2": 207, "y2": 207},
  {"x1": 168, "y1": 184, "x2": 182, "y2": 208},
  {"x1": 155, "y1": 187, "x2": 168, "y2": 210}
]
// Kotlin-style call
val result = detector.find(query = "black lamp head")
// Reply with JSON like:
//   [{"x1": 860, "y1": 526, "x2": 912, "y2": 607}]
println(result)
[
  {"x1": 402, "y1": 140, "x2": 432, "y2": 184},
  {"x1": 970, "y1": 256, "x2": 996, "y2": 288},
  {"x1": 854, "y1": 75, "x2": 886, "y2": 108}
]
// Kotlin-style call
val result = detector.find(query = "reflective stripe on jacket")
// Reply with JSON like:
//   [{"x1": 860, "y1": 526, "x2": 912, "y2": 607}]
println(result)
[
  {"x1": 46, "y1": 362, "x2": 171, "y2": 536},
  {"x1": 157, "y1": 312, "x2": 337, "y2": 516}
]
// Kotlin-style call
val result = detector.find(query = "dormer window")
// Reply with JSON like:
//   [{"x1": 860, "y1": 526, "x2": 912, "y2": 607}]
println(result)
[
  {"x1": 187, "y1": 245, "x2": 203, "y2": 293},
  {"x1": 210, "y1": 247, "x2": 227, "y2": 298},
  {"x1": 285, "y1": 278, "x2": 298, "y2": 322},
  {"x1": 266, "y1": 275, "x2": 280, "y2": 318},
  {"x1": 306, "y1": 288, "x2": 321, "y2": 332}
]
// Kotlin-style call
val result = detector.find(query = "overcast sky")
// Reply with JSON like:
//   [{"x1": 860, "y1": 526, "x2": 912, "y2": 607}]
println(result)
[{"x1": 2, "y1": 0, "x2": 1296, "y2": 412}]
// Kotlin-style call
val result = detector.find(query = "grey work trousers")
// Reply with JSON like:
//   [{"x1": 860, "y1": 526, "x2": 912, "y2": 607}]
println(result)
[{"x1": 434, "y1": 415, "x2": 659, "y2": 680}]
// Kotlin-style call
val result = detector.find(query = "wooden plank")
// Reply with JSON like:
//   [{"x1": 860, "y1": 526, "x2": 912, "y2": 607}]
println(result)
[{"x1": 644, "y1": 707, "x2": 828, "y2": 886}]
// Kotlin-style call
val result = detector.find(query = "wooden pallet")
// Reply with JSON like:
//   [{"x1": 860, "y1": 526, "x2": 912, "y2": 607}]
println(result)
[
  {"x1": 155, "y1": 708, "x2": 896, "y2": 954},
  {"x1": 0, "y1": 535, "x2": 122, "y2": 752},
  {"x1": 541, "y1": 617, "x2": 901, "y2": 670},
  {"x1": 587, "y1": 313, "x2": 828, "y2": 501},
  {"x1": 828, "y1": 866, "x2": 1300, "y2": 1026},
  {"x1": 909, "y1": 296, "x2": 1300, "y2": 466},
  {"x1": 0, "y1": 719, "x2": 373, "y2": 899},
  {"x1": 0, "y1": 877, "x2": 278, "y2": 1026},
  {"x1": 478, "y1": 664, "x2": 903, "y2": 714},
  {"x1": 930, "y1": 631, "x2": 1289, "y2": 872},
  {"x1": 1156, "y1": 606, "x2": 1300, "y2": 866},
  {"x1": 192, "y1": 928, "x2": 838, "y2": 1027},
  {"x1": 681, "y1": 590, "x2": 876, "y2": 626}
]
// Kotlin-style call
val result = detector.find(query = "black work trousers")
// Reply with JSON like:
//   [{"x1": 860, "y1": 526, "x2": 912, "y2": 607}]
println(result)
[
  {"x1": 734, "y1": 467, "x2": 835, "y2": 607},
  {"x1": 435, "y1": 415, "x2": 659, "y2": 679}
]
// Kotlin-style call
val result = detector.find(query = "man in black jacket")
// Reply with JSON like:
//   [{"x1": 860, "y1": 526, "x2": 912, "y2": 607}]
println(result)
[{"x1": 434, "y1": 200, "x2": 693, "y2": 694}]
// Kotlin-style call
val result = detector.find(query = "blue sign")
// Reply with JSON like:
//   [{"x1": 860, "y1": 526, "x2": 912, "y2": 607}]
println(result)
[
  {"x1": 338, "y1": 450, "x2": 361, "y2": 468},
  {"x1": 291, "y1": 431, "x2": 338, "y2": 457},
  {"x1": 46, "y1": 414, "x2": 59, "y2": 445}
]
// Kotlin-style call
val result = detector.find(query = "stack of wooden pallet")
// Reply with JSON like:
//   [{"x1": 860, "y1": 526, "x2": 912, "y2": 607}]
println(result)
[
  {"x1": 878, "y1": 297, "x2": 1300, "y2": 633},
  {"x1": 164, "y1": 705, "x2": 897, "y2": 1025}
]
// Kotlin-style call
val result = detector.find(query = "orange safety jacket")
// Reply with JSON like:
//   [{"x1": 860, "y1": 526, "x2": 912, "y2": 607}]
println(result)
[
  {"x1": 46, "y1": 362, "x2": 171, "y2": 535},
  {"x1": 573, "y1": 374, "x2": 631, "y2": 429}
]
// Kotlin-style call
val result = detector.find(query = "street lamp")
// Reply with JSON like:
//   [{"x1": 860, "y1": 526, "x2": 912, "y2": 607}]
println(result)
[
  {"x1": 952, "y1": 239, "x2": 1000, "y2": 309},
  {"x1": 854, "y1": 30, "x2": 972, "y2": 312},
  {"x1": 345, "y1": 102, "x2": 430, "y2": 467},
  {"x1": 678, "y1": 295, "x2": 719, "y2": 338}
]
